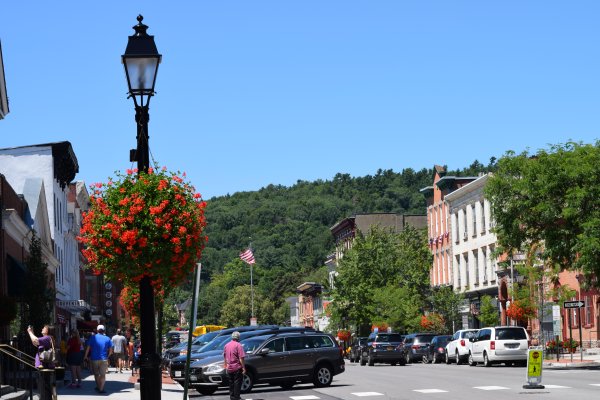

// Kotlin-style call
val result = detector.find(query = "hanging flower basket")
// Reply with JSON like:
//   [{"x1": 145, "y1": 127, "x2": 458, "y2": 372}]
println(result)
[
  {"x1": 119, "y1": 285, "x2": 165, "y2": 327},
  {"x1": 506, "y1": 300, "x2": 536, "y2": 321},
  {"x1": 78, "y1": 167, "x2": 208, "y2": 287},
  {"x1": 371, "y1": 323, "x2": 389, "y2": 333},
  {"x1": 337, "y1": 330, "x2": 351, "y2": 342}
]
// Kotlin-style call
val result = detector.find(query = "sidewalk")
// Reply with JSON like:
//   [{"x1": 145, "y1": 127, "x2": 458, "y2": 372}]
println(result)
[
  {"x1": 56, "y1": 367, "x2": 184, "y2": 399},
  {"x1": 543, "y1": 349, "x2": 600, "y2": 369}
]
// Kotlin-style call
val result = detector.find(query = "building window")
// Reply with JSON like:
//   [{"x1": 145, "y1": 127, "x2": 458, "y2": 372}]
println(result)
[
  {"x1": 473, "y1": 251, "x2": 479, "y2": 286},
  {"x1": 463, "y1": 209, "x2": 468, "y2": 241},
  {"x1": 480, "y1": 201, "x2": 486, "y2": 233},
  {"x1": 482, "y1": 247, "x2": 487, "y2": 283},
  {"x1": 472, "y1": 204, "x2": 477, "y2": 237},
  {"x1": 455, "y1": 255, "x2": 461, "y2": 288},
  {"x1": 584, "y1": 296, "x2": 594, "y2": 327}
]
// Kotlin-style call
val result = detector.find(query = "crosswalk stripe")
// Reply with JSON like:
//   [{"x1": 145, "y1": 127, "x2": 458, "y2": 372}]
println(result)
[
  {"x1": 290, "y1": 396, "x2": 321, "y2": 400},
  {"x1": 474, "y1": 386, "x2": 510, "y2": 390},
  {"x1": 544, "y1": 385, "x2": 571, "y2": 389},
  {"x1": 351, "y1": 392, "x2": 385, "y2": 397},
  {"x1": 589, "y1": 384, "x2": 600, "y2": 386},
  {"x1": 413, "y1": 389, "x2": 448, "y2": 393}
]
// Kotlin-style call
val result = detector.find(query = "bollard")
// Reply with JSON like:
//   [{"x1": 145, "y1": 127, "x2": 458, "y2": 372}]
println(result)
[{"x1": 38, "y1": 369, "x2": 57, "y2": 400}]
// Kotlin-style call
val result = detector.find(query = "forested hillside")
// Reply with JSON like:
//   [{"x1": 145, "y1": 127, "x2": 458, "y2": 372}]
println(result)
[{"x1": 165, "y1": 160, "x2": 497, "y2": 326}]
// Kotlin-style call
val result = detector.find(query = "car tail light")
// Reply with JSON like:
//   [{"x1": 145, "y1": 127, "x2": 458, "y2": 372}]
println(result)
[
  {"x1": 438, "y1": 347, "x2": 444, "y2": 353},
  {"x1": 460, "y1": 339, "x2": 465, "y2": 347},
  {"x1": 372, "y1": 342, "x2": 377, "y2": 348},
  {"x1": 412, "y1": 345, "x2": 419, "y2": 350},
  {"x1": 179, "y1": 350, "x2": 187, "y2": 356},
  {"x1": 490, "y1": 341, "x2": 495, "y2": 350}
]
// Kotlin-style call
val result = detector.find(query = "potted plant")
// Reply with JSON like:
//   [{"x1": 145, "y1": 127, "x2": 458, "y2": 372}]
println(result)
[{"x1": 561, "y1": 338, "x2": 579, "y2": 353}]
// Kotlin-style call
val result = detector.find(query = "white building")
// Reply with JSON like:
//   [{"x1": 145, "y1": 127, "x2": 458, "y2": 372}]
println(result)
[
  {"x1": 445, "y1": 174, "x2": 499, "y2": 329},
  {"x1": 0, "y1": 142, "x2": 80, "y2": 310}
]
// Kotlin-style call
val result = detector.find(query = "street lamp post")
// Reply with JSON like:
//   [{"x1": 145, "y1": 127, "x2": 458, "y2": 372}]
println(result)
[{"x1": 122, "y1": 15, "x2": 162, "y2": 400}]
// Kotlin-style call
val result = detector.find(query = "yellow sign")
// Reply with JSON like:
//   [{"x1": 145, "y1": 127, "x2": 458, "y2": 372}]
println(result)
[{"x1": 527, "y1": 350, "x2": 543, "y2": 377}]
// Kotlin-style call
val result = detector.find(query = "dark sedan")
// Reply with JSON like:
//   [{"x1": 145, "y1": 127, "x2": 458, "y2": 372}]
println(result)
[{"x1": 422, "y1": 335, "x2": 452, "y2": 364}]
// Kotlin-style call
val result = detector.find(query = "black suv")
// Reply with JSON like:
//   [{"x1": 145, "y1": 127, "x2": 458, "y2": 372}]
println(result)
[
  {"x1": 402, "y1": 333, "x2": 438, "y2": 363},
  {"x1": 360, "y1": 332, "x2": 405, "y2": 366},
  {"x1": 349, "y1": 337, "x2": 367, "y2": 363},
  {"x1": 187, "y1": 331, "x2": 345, "y2": 395}
]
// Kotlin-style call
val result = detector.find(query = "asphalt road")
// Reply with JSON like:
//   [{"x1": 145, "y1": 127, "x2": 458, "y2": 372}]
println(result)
[{"x1": 192, "y1": 360, "x2": 600, "y2": 400}]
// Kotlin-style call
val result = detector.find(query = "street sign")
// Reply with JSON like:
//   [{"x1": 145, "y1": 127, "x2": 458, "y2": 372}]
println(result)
[
  {"x1": 523, "y1": 348, "x2": 544, "y2": 389},
  {"x1": 564, "y1": 300, "x2": 585, "y2": 309}
]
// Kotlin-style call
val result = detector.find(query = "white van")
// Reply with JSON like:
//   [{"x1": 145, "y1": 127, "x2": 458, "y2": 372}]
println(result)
[{"x1": 468, "y1": 326, "x2": 529, "y2": 367}]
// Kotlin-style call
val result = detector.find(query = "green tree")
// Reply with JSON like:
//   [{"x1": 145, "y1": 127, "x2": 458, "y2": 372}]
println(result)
[
  {"x1": 219, "y1": 285, "x2": 288, "y2": 327},
  {"x1": 477, "y1": 295, "x2": 499, "y2": 327},
  {"x1": 23, "y1": 232, "x2": 54, "y2": 333},
  {"x1": 329, "y1": 226, "x2": 431, "y2": 334},
  {"x1": 428, "y1": 286, "x2": 464, "y2": 334},
  {"x1": 486, "y1": 141, "x2": 600, "y2": 281}
]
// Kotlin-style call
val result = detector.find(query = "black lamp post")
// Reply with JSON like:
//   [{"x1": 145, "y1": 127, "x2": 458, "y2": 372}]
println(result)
[{"x1": 122, "y1": 15, "x2": 162, "y2": 400}]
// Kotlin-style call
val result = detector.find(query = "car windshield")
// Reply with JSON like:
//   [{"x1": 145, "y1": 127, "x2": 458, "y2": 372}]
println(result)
[
  {"x1": 198, "y1": 335, "x2": 229, "y2": 352},
  {"x1": 436, "y1": 337, "x2": 451, "y2": 346},
  {"x1": 376, "y1": 334, "x2": 403, "y2": 342},
  {"x1": 192, "y1": 331, "x2": 221, "y2": 346},
  {"x1": 416, "y1": 335, "x2": 436, "y2": 343},
  {"x1": 240, "y1": 338, "x2": 266, "y2": 353},
  {"x1": 496, "y1": 328, "x2": 527, "y2": 340}
]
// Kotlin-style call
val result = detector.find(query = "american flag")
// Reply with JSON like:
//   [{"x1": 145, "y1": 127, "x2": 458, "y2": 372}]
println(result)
[{"x1": 240, "y1": 248, "x2": 256, "y2": 265}]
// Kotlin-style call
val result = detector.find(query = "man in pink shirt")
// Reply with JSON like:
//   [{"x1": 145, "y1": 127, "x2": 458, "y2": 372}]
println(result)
[{"x1": 223, "y1": 331, "x2": 246, "y2": 400}]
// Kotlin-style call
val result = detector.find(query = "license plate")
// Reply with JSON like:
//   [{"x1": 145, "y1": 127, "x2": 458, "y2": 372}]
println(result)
[
  {"x1": 505, "y1": 343, "x2": 519, "y2": 349},
  {"x1": 387, "y1": 346, "x2": 394, "y2": 350},
  {"x1": 174, "y1": 371, "x2": 182, "y2": 377}
]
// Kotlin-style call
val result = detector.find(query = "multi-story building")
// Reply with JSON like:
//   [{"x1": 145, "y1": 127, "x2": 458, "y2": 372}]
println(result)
[
  {"x1": 297, "y1": 282, "x2": 329, "y2": 331},
  {"x1": 420, "y1": 165, "x2": 477, "y2": 288},
  {"x1": 444, "y1": 174, "x2": 499, "y2": 329},
  {"x1": 0, "y1": 142, "x2": 83, "y2": 333}
]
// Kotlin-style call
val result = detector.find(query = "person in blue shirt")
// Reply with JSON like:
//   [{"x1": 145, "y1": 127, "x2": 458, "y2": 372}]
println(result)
[{"x1": 84, "y1": 325, "x2": 113, "y2": 393}]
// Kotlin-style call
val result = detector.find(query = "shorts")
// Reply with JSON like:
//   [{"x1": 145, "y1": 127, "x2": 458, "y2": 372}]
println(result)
[
  {"x1": 91, "y1": 360, "x2": 108, "y2": 376},
  {"x1": 114, "y1": 352, "x2": 126, "y2": 360}
]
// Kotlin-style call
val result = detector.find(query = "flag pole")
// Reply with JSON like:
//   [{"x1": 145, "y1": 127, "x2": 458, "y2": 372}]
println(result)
[{"x1": 249, "y1": 240, "x2": 254, "y2": 319}]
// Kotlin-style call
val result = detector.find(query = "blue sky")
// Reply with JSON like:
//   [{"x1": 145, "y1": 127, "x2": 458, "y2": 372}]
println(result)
[{"x1": 1, "y1": 1, "x2": 599, "y2": 199}]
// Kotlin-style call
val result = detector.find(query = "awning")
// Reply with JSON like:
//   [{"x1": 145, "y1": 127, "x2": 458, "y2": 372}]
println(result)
[{"x1": 56, "y1": 299, "x2": 91, "y2": 312}]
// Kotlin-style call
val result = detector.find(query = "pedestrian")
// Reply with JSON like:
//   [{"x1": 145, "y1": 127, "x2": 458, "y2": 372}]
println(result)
[
  {"x1": 66, "y1": 329, "x2": 83, "y2": 388},
  {"x1": 26, "y1": 325, "x2": 55, "y2": 369},
  {"x1": 127, "y1": 338, "x2": 134, "y2": 371},
  {"x1": 223, "y1": 331, "x2": 246, "y2": 400},
  {"x1": 84, "y1": 324, "x2": 113, "y2": 394},
  {"x1": 111, "y1": 329, "x2": 128, "y2": 373}
]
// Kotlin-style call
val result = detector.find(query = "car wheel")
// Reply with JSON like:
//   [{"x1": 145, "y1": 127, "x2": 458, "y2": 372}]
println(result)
[
  {"x1": 349, "y1": 357, "x2": 355, "y2": 363},
  {"x1": 241, "y1": 371, "x2": 254, "y2": 393},
  {"x1": 405, "y1": 353, "x2": 411, "y2": 364},
  {"x1": 422, "y1": 355, "x2": 429, "y2": 364},
  {"x1": 313, "y1": 364, "x2": 333, "y2": 387},
  {"x1": 468, "y1": 352, "x2": 476, "y2": 367},
  {"x1": 483, "y1": 352, "x2": 491, "y2": 367},
  {"x1": 391, "y1": 361, "x2": 397, "y2": 366},
  {"x1": 445, "y1": 352, "x2": 451, "y2": 364},
  {"x1": 197, "y1": 386, "x2": 217, "y2": 395},
  {"x1": 433, "y1": 354, "x2": 440, "y2": 364},
  {"x1": 368, "y1": 353, "x2": 375, "y2": 366},
  {"x1": 399, "y1": 357, "x2": 406, "y2": 366},
  {"x1": 360, "y1": 354, "x2": 366, "y2": 366},
  {"x1": 456, "y1": 351, "x2": 462, "y2": 365},
  {"x1": 280, "y1": 382, "x2": 295, "y2": 390}
]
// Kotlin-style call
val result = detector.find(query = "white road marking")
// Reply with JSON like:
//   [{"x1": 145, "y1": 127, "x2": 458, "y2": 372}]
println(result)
[
  {"x1": 474, "y1": 386, "x2": 510, "y2": 390},
  {"x1": 544, "y1": 385, "x2": 571, "y2": 389},
  {"x1": 351, "y1": 392, "x2": 385, "y2": 397},
  {"x1": 590, "y1": 384, "x2": 600, "y2": 387},
  {"x1": 413, "y1": 389, "x2": 448, "y2": 393},
  {"x1": 290, "y1": 396, "x2": 321, "y2": 400}
]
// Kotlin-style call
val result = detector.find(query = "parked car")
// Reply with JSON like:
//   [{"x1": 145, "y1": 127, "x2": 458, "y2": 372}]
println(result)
[
  {"x1": 162, "y1": 325, "x2": 278, "y2": 367},
  {"x1": 186, "y1": 331, "x2": 345, "y2": 395},
  {"x1": 401, "y1": 333, "x2": 438, "y2": 363},
  {"x1": 468, "y1": 326, "x2": 529, "y2": 367},
  {"x1": 349, "y1": 337, "x2": 367, "y2": 363},
  {"x1": 422, "y1": 335, "x2": 452, "y2": 364},
  {"x1": 169, "y1": 326, "x2": 315, "y2": 381},
  {"x1": 445, "y1": 329, "x2": 478, "y2": 364},
  {"x1": 360, "y1": 332, "x2": 405, "y2": 366}
]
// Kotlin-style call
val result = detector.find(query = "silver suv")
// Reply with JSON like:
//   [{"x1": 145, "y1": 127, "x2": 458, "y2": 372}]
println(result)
[{"x1": 468, "y1": 326, "x2": 529, "y2": 367}]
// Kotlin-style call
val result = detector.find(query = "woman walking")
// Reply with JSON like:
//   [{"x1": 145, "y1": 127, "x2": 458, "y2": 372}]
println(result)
[{"x1": 66, "y1": 330, "x2": 83, "y2": 388}]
